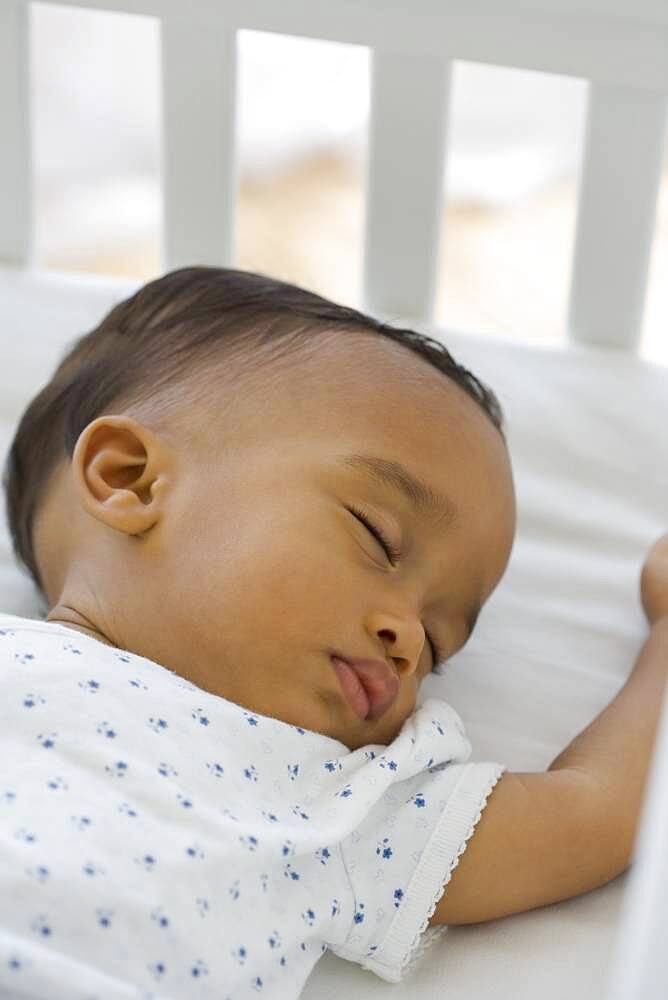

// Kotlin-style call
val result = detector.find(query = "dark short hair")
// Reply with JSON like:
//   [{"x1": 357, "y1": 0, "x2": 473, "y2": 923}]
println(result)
[{"x1": 2, "y1": 265, "x2": 505, "y2": 601}]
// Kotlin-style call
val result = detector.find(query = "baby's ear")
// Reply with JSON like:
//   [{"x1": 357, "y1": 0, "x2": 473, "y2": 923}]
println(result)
[{"x1": 71, "y1": 414, "x2": 172, "y2": 536}]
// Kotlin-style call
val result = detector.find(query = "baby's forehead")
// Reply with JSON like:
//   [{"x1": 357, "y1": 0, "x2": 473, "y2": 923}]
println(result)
[{"x1": 145, "y1": 332, "x2": 505, "y2": 479}]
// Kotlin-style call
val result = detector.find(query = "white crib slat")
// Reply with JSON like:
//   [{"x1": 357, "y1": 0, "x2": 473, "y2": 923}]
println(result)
[
  {"x1": 0, "y1": 0, "x2": 33, "y2": 267},
  {"x1": 160, "y1": 12, "x2": 237, "y2": 272},
  {"x1": 605, "y1": 683, "x2": 668, "y2": 1000},
  {"x1": 363, "y1": 49, "x2": 451, "y2": 325},
  {"x1": 568, "y1": 82, "x2": 667, "y2": 352}
]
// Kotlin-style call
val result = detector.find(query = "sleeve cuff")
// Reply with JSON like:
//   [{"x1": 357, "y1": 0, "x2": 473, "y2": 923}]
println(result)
[{"x1": 359, "y1": 760, "x2": 506, "y2": 983}]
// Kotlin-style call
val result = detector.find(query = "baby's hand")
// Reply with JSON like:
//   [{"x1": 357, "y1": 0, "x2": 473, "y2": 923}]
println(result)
[{"x1": 640, "y1": 532, "x2": 668, "y2": 626}]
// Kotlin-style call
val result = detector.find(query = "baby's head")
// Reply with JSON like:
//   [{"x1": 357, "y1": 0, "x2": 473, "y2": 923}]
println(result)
[{"x1": 3, "y1": 267, "x2": 516, "y2": 749}]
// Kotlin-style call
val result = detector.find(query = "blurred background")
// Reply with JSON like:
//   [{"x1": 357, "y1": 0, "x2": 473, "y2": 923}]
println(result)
[{"x1": 29, "y1": 1, "x2": 668, "y2": 365}]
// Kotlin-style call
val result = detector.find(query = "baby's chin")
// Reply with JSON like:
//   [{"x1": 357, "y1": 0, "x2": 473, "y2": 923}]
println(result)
[
  {"x1": 310, "y1": 684, "x2": 404, "y2": 750},
  {"x1": 331, "y1": 710, "x2": 407, "y2": 752}
]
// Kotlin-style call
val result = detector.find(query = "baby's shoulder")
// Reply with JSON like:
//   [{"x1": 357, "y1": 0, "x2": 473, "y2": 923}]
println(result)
[{"x1": 0, "y1": 613, "x2": 110, "y2": 668}]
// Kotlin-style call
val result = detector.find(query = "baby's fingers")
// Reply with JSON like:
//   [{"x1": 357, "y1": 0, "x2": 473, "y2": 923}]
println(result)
[{"x1": 640, "y1": 532, "x2": 668, "y2": 626}]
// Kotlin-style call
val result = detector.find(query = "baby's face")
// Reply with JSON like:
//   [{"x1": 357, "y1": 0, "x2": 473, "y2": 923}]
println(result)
[{"x1": 44, "y1": 333, "x2": 516, "y2": 750}]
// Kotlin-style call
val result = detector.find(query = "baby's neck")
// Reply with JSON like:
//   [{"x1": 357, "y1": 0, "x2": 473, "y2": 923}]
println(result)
[{"x1": 46, "y1": 608, "x2": 117, "y2": 650}]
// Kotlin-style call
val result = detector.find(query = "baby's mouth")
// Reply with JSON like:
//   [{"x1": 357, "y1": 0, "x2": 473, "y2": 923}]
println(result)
[{"x1": 330, "y1": 654, "x2": 400, "y2": 720}]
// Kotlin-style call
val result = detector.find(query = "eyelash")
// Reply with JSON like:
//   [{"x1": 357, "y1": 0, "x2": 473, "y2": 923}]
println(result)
[{"x1": 347, "y1": 504, "x2": 445, "y2": 669}]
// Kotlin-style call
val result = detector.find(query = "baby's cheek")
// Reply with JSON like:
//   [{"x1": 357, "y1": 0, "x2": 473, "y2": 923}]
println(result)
[{"x1": 399, "y1": 676, "x2": 421, "y2": 715}]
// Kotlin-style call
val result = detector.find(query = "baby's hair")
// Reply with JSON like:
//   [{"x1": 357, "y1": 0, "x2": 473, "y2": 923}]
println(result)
[{"x1": 2, "y1": 266, "x2": 505, "y2": 601}]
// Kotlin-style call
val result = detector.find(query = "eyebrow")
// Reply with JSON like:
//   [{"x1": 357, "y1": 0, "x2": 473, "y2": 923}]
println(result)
[
  {"x1": 337, "y1": 452, "x2": 459, "y2": 529},
  {"x1": 337, "y1": 451, "x2": 481, "y2": 640}
]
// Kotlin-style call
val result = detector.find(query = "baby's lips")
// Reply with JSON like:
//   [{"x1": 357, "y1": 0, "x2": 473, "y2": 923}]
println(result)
[{"x1": 332, "y1": 654, "x2": 400, "y2": 720}]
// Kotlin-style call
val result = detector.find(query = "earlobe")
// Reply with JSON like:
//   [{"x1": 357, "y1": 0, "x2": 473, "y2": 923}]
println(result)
[{"x1": 71, "y1": 414, "x2": 169, "y2": 536}]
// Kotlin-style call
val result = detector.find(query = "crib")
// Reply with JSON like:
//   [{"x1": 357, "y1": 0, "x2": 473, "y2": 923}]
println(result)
[{"x1": 1, "y1": 1, "x2": 667, "y2": 998}]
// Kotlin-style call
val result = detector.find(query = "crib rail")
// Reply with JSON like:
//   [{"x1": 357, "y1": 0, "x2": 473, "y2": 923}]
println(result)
[
  {"x1": 606, "y1": 675, "x2": 668, "y2": 1000},
  {"x1": 1, "y1": 0, "x2": 667, "y2": 352}
]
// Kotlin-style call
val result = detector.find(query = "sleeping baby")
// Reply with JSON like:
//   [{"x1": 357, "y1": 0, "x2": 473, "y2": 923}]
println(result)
[{"x1": 1, "y1": 265, "x2": 667, "y2": 999}]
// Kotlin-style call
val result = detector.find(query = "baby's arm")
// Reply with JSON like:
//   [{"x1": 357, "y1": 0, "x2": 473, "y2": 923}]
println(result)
[{"x1": 430, "y1": 532, "x2": 668, "y2": 927}]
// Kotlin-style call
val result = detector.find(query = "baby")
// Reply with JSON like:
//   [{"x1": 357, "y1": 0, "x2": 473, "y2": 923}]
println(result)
[{"x1": 1, "y1": 265, "x2": 667, "y2": 999}]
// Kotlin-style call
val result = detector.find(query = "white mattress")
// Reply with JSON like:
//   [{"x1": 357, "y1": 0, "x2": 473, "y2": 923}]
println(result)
[{"x1": 0, "y1": 263, "x2": 666, "y2": 999}]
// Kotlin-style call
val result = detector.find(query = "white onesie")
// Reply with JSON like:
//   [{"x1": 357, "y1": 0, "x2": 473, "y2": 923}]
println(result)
[{"x1": 0, "y1": 612, "x2": 505, "y2": 999}]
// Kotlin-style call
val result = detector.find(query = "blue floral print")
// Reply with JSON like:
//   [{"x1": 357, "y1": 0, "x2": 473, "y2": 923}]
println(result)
[{"x1": 0, "y1": 613, "x2": 505, "y2": 998}]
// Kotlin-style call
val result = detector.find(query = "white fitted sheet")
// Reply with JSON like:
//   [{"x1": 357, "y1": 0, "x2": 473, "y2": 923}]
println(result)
[{"x1": 0, "y1": 264, "x2": 666, "y2": 999}]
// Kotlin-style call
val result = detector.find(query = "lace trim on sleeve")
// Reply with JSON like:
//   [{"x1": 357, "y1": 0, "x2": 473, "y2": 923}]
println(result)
[
  {"x1": 359, "y1": 761, "x2": 506, "y2": 983},
  {"x1": 398, "y1": 764, "x2": 505, "y2": 980}
]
